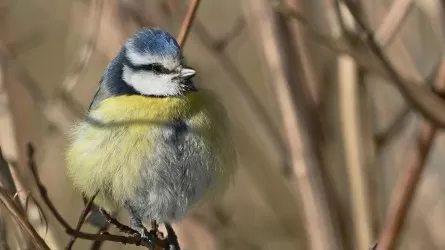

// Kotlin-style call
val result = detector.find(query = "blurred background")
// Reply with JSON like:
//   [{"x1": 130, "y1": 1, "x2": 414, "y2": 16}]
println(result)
[{"x1": 0, "y1": 0, "x2": 445, "y2": 249}]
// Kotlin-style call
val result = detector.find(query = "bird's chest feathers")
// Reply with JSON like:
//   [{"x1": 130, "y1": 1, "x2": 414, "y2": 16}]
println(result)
[
  {"x1": 70, "y1": 94, "x2": 220, "y2": 208},
  {"x1": 88, "y1": 94, "x2": 215, "y2": 158}
]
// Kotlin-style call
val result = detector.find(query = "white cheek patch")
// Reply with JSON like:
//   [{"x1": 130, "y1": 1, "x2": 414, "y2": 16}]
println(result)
[
  {"x1": 126, "y1": 45, "x2": 180, "y2": 70},
  {"x1": 122, "y1": 65, "x2": 181, "y2": 96}
]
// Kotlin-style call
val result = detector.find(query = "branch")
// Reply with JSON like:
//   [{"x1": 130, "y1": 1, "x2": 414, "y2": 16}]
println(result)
[
  {"x1": 342, "y1": 0, "x2": 445, "y2": 128},
  {"x1": 0, "y1": 187, "x2": 50, "y2": 250},
  {"x1": 375, "y1": 61, "x2": 445, "y2": 250},
  {"x1": 65, "y1": 193, "x2": 98, "y2": 249},
  {"x1": 375, "y1": 0, "x2": 414, "y2": 47},
  {"x1": 177, "y1": 0, "x2": 201, "y2": 47},
  {"x1": 0, "y1": 207, "x2": 10, "y2": 250},
  {"x1": 277, "y1": 1, "x2": 445, "y2": 129},
  {"x1": 26, "y1": 143, "x2": 178, "y2": 249},
  {"x1": 61, "y1": 0, "x2": 103, "y2": 92},
  {"x1": 243, "y1": 1, "x2": 341, "y2": 249}
]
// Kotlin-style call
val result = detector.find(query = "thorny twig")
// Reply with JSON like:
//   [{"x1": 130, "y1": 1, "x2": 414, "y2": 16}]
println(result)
[{"x1": 177, "y1": 0, "x2": 201, "y2": 47}]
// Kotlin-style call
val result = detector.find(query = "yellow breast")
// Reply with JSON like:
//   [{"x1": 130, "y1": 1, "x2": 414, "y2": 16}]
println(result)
[{"x1": 65, "y1": 92, "x2": 232, "y2": 211}]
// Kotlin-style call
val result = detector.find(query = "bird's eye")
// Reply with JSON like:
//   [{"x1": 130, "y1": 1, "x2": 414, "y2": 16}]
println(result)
[{"x1": 151, "y1": 64, "x2": 163, "y2": 74}]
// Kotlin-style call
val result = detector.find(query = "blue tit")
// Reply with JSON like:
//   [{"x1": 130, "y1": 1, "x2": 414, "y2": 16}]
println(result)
[{"x1": 65, "y1": 27, "x2": 236, "y2": 237}]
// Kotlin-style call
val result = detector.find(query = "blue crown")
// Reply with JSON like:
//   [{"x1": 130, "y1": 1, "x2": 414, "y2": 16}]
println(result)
[{"x1": 127, "y1": 27, "x2": 181, "y2": 58}]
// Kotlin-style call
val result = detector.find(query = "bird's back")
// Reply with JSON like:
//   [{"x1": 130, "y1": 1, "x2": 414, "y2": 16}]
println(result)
[{"x1": 66, "y1": 91, "x2": 235, "y2": 215}]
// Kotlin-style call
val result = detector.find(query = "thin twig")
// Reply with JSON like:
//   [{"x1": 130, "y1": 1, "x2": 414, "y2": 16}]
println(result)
[
  {"x1": 375, "y1": 61, "x2": 445, "y2": 250},
  {"x1": 26, "y1": 143, "x2": 171, "y2": 249},
  {"x1": 0, "y1": 187, "x2": 50, "y2": 250},
  {"x1": 177, "y1": 0, "x2": 201, "y2": 47},
  {"x1": 65, "y1": 192, "x2": 98, "y2": 250},
  {"x1": 277, "y1": 2, "x2": 445, "y2": 129},
  {"x1": 89, "y1": 226, "x2": 109, "y2": 250},
  {"x1": 99, "y1": 209, "x2": 137, "y2": 235},
  {"x1": 342, "y1": 0, "x2": 445, "y2": 129},
  {"x1": 244, "y1": 1, "x2": 341, "y2": 249},
  {"x1": 375, "y1": 0, "x2": 414, "y2": 47}
]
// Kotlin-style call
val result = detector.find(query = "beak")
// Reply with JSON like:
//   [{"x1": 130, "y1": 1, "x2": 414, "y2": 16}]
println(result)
[{"x1": 180, "y1": 67, "x2": 196, "y2": 80}]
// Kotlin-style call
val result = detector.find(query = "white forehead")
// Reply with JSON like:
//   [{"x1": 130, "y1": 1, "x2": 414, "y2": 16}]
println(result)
[{"x1": 125, "y1": 44, "x2": 180, "y2": 70}]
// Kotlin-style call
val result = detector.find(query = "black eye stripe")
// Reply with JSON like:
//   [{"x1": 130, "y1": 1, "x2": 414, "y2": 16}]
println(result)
[{"x1": 128, "y1": 62, "x2": 172, "y2": 74}]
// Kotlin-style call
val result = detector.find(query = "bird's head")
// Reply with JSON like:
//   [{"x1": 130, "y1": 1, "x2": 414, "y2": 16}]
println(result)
[{"x1": 121, "y1": 27, "x2": 196, "y2": 97}]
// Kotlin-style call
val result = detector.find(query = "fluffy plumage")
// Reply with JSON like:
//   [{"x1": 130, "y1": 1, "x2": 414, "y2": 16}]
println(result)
[
  {"x1": 66, "y1": 93, "x2": 235, "y2": 221},
  {"x1": 65, "y1": 27, "x2": 236, "y2": 236}
]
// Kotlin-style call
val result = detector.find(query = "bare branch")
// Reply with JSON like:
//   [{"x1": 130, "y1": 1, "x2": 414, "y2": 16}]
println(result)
[
  {"x1": 244, "y1": 1, "x2": 341, "y2": 249},
  {"x1": 0, "y1": 187, "x2": 49, "y2": 250},
  {"x1": 375, "y1": 0, "x2": 414, "y2": 47},
  {"x1": 277, "y1": 2, "x2": 445, "y2": 129},
  {"x1": 375, "y1": 61, "x2": 445, "y2": 250},
  {"x1": 65, "y1": 192, "x2": 98, "y2": 250},
  {"x1": 177, "y1": 0, "x2": 201, "y2": 47},
  {"x1": 61, "y1": 0, "x2": 103, "y2": 93}
]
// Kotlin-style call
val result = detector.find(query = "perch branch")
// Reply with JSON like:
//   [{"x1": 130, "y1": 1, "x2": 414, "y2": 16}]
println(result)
[
  {"x1": 65, "y1": 192, "x2": 98, "y2": 250},
  {"x1": 26, "y1": 144, "x2": 168, "y2": 249},
  {"x1": 99, "y1": 209, "x2": 137, "y2": 235}
]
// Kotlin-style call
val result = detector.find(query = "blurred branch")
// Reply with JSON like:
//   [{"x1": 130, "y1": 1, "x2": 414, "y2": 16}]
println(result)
[
  {"x1": 375, "y1": 61, "x2": 445, "y2": 250},
  {"x1": 177, "y1": 0, "x2": 201, "y2": 47},
  {"x1": 5, "y1": 32, "x2": 45, "y2": 58},
  {"x1": 277, "y1": 1, "x2": 445, "y2": 130},
  {"x1": 375, "y1": 0, "x2": 414, "y2": 47},
  {"x1": 26, "y1": 143, "x2": 176, "y2": 249},
  {"x1": 0, "y1": 186, "x2": 49, "y2": 249},
  {"x1": 212, "y1": 16, "x2": 245, "y2": 51},
  {"x1": 338, "y1": 56, "x2": 373, "y2": 249},
  {"x1": 342, "y1": 0, "x2": 445, "y2": 128},
  {"x1": 0, "y1": 207, "x2": 10, "y2": 250},
  {"x1": 375, "y1": 107, "x2": 410, "y2": 149},
  {"x1": 334, "y1": 3, "x2": 374, "y2": 248},
  {"x1": 61, "y1": 0, "x2": 103, "y2": 93},
  {"x1": 244, "y1": 1, "x2": 341, "y2": 249}
]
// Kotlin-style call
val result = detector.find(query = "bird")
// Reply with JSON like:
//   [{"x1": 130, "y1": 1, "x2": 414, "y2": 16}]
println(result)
[{"x1": 65, "y1": 27, "x2": 237, "y2": 240}]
